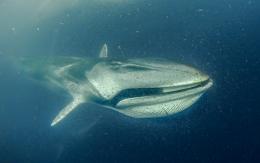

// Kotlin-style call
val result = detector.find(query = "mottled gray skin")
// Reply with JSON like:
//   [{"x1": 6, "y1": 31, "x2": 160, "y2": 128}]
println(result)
[{"x1": 13, "y1": 48, "x2": 212, "y2": 126}]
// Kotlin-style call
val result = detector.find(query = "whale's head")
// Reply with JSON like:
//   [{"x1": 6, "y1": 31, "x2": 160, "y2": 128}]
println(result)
[{"x1": 87, "y1": 58, "x2": 213, "y2": 118}]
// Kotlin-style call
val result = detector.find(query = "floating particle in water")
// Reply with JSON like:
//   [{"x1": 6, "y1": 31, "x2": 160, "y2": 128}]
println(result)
[{"x1": 196, "y1": 8, "x2": 204, "y2": 12}]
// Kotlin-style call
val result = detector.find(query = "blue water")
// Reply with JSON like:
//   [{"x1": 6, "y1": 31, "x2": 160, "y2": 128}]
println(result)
[{"x1": 0, "y1": 0, "x2": 259, "y2": 162}]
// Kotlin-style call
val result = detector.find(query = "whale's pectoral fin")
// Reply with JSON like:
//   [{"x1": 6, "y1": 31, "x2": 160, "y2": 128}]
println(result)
[{"x1": 51, "y1": 96, "x2": 84, "y2": 126}]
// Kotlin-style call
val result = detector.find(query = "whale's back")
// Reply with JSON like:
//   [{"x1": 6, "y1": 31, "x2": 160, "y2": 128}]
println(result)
[{"x1": 11, "y1": 56, "x2": 96, "y2": 89}]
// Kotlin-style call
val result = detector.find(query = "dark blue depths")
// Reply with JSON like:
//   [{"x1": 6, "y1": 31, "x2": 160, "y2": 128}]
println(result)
[{"x1": 0, "y1": 0, "x2": 259, "y2": 162}]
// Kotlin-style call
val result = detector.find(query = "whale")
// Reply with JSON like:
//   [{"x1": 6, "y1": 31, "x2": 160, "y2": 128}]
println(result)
[{"x1": 12, "y1": 44, "x2": 213, "y2": 126}]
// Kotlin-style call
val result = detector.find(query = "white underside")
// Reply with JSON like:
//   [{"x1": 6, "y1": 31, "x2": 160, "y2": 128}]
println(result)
[{"x1": 115, "y1": 93, "x2": 202, "y2": 118}]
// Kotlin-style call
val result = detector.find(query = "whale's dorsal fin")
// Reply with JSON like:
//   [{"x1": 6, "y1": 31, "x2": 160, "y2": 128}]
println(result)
[{"x1": 99, "y1": 43, "x2": 108, "y2": 58}]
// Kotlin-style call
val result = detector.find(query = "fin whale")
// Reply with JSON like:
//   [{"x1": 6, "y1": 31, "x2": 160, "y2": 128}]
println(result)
[{"x1": 13, "y1": 44, "x2": 213, "y2": 126}]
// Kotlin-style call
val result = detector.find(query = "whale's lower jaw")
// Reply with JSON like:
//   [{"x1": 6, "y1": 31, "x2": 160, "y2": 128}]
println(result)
[
  {"x1": 109, "y1": 79, "x2": 213, "y2": 118},
  {"x1": 113, "y1": 93, "x2": 202, "y2": 118}
]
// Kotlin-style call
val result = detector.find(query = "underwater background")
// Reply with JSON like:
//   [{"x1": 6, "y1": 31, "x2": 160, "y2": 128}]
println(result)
[{"x1": 0, "y1": 0, "x2": 259, "y2": 162}]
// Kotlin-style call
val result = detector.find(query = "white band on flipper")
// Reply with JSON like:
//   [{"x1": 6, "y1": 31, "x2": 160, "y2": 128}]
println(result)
[{"x1": 51, "y1": 96, "x2": 84, "y2": 126}]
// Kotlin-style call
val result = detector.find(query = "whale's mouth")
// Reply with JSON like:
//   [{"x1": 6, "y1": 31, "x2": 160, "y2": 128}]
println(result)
[{"x1": 104, "y1": 79, "x2": 212, "y2": 108}]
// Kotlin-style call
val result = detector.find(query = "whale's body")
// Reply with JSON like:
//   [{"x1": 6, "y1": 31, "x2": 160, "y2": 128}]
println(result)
[{"x1": 14, "y1": 45, "x2": 213, "y2": 126}]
